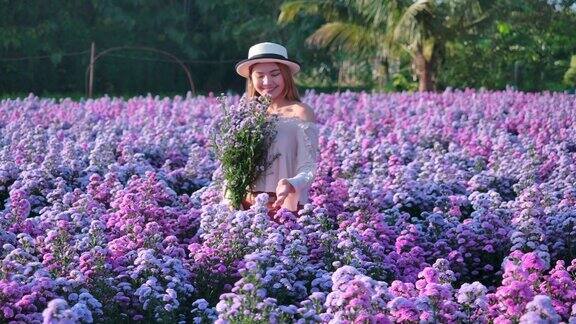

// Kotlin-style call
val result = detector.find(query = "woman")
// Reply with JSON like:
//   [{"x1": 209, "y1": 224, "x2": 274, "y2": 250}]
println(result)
[{"x1": 233, "y1": 42, "x2": 319, "y2": 216}]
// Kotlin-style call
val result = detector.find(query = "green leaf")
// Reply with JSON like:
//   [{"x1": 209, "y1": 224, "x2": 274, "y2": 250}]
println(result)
[
  {"x1": 564, "y1": 55, "x2": 576, "y2": 86},
  {"x1": 423, "y1": 37, "x2": 435, "y2": 61},
  {"x1": 50, "y1": 52, "x2": 63, "y2": 65},
  {"x1": 496, "y1": 21, "x2": 511, "y2": 35}
]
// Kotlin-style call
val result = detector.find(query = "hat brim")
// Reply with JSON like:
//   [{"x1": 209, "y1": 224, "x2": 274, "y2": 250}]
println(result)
[{"x1": 235, "y1": 57, "x2": 300, "y2": 78}]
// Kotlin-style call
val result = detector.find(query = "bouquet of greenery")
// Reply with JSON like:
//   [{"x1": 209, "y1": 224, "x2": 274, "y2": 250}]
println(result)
[{"x1": 209, "y1": 95, "x2": 279, "y2": 209}]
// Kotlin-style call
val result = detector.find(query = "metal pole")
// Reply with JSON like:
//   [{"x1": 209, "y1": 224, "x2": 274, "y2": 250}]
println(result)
[{"x1": 88, "y1": 42, "x2": 95, "y2": 98}]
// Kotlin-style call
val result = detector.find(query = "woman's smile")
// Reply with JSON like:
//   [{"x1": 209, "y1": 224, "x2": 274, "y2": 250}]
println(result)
[{"x1": 261, "y1": 86, "x2": 278, "y2": 94}]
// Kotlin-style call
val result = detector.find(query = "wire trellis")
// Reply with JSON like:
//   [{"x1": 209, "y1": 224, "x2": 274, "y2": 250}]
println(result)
[{"x1": 0, "y1": 45, "x2": 242, "y2": 97}]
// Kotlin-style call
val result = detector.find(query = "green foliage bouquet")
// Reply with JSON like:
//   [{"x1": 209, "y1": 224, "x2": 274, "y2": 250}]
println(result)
[{"x1": 209, "y1": 95, "x2": 279, "y2": 209}]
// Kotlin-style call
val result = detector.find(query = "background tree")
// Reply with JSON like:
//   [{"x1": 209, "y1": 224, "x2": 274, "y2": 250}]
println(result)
[
  {"x1": 440, "y1": 0, "x2": 576, "y2": 91},
  {"x1": 278, "y1": 0, "x2": 395, "y2": 88},
  {"x1": 0, "y1": 0, "x2": 193, "y2": 96},
  {"x1": 1, "y1": 0, "x2": 575, "y2": 96},
  {"x1": 279, "y1": 0, "x2": 495, "y2": 91}
]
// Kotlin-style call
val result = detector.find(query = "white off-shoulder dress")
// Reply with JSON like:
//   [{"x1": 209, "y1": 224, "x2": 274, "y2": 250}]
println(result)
[{"x1": 252, "y1": 116, "x2": 320, "y2": 211}]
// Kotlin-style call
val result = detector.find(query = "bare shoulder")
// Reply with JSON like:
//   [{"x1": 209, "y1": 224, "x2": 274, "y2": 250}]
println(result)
[{"x1": 290, "y1": 102, "x2": 316, "y2": 122}]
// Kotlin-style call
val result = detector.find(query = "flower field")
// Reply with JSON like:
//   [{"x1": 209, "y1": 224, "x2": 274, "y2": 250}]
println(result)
[{"x1": 1, "y1": 90, "x2": 576, "y2": 323}]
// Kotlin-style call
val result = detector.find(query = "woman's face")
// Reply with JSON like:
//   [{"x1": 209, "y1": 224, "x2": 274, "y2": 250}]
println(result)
[{"x1": 250, "y1": 62, "x2": 285, "y2": 100}]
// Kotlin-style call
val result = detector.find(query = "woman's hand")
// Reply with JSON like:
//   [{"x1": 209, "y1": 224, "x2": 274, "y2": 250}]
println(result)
[{"x1": 273, "y1": 179, "x2": 295, "y2": 209}]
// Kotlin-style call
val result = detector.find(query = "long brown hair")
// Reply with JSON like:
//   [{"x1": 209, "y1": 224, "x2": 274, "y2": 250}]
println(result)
[{"x1": 246, "y1": 63, "x2": 300, "y2": 101}]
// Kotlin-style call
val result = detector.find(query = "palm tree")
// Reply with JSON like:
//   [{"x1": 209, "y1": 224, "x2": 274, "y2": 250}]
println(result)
[
  {"x1": 279, "y1": 1, "x2": 395, "y2": 88},
  {"x1": 279, "y1": 0, "x2": 493, "y2": 91}
]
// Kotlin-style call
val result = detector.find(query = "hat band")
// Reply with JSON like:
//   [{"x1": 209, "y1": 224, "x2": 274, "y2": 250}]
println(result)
[
  {"x1": 235, "y1": 49, "x2": 301, "y2": 77},
  {"x1": 248, "y1": 53, "x2": 290, "y2": 60}
]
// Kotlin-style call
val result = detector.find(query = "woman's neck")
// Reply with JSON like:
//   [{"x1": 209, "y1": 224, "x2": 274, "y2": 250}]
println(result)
[
  {"x1": 268, "y1": 97, "x2": 291, "y2": 114},
  {"x1": 269, "y1": 97, "x2": 290, "y2": 110}
]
